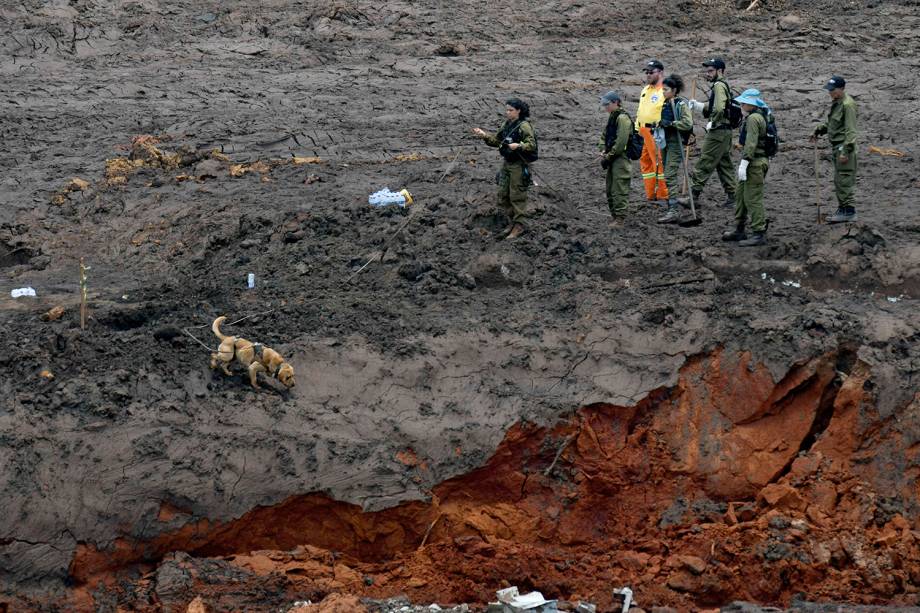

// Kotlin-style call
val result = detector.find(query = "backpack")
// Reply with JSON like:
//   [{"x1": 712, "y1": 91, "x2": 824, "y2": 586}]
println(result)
[
  {"x1": 740, "y1": 109, "x2": 780, "y2": 157},
  {"x1": 626, "y1": 125, "x2": 643, "y2": 160},
  {"x1": 725, "y1": 84, "x2": 744, "y2": 129},
  {"x1": 709, "y1": 81, "x2": 743, "y2": 129},
  {"x1": 604, "y1": 111, "x2": 643, "y2": 161},
  {"x1": 762, "y1": 110, "x2": 779, "y2": 157}
]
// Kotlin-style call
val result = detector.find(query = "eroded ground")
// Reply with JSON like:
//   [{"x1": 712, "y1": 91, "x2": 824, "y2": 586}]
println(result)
[{"x1": 1, "y1": 0, "x2": 919, "y2": 611}]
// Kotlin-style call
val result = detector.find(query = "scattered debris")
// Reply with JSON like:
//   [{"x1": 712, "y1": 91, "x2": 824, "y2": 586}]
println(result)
[
  {"x1": 42, "y1": 305, "x2": 65, "y2": 321},
  {"x1": 247, "y1": 273, "x2": 256, "y2": 289},
  {"x1": 488, "y1": 587, "x2": 557, "y2": 612},
  {"x1": 10, "y1": 287, "x2": 36, "y2": 298},
  {"x1": 781, "y1": 279, "x2": 801, "y2": 288},
  {"x1": 39, "y1": 369, "x2": 54, "y2": 380},
  {"x1": 868, "y1": 145, "x2": 906, "y2": 158},
  {"x1": 369, "y1": 187, "x2": 413, "y2": 207},
  {"x1": 611, "y1": 587, "x2": 633, "y2": 613}
]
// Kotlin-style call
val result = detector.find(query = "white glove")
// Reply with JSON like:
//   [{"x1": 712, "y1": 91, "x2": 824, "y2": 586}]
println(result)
[
  {"x1": 737, "y1": 159, "x2": 749, "y2": 182},
  {"x1": 705, "y1": 121, "x2": 713, "y2": 132},
  {"x1": 689, "y1": 99, "x2": 705, "y2": 113}
]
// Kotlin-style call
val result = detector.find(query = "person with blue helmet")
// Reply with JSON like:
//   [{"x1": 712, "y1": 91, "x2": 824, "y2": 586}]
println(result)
[{"x1": 722, "y1": 88, "x2": 771, "y2": 246}]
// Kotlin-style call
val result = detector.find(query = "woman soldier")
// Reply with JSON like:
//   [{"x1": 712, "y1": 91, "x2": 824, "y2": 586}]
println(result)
[
  {"x1": 473, "y1": 98, "x2": 538, "y2": 240},
  {"x1": 656, "y1": 74, "x2": 694, "y2": 224}
]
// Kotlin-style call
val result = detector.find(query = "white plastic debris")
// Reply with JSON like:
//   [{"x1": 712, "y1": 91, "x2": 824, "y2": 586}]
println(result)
[
  {"x1": 612, "y1": 587, "x2": 633, "y2": 613},
  {"x1": 497, "y1": 587, "x2": 520, "y2": 603},
  {"x1": 508, "y1": 591, "x2": 554, "y2": 609},
  {"x1": 11, "y1": 287, "x2": 37, "y2": 298},
  {"x1": 247, "y1": 272, "x2": 256, "y2": 289},
  {"x1": 781, "y1": 279, "x2": 801, "y2": 288},
  {"x1": 369, "y1": 187, "x2": 413, "y2": 207},
  {"x1": 886, "y1": 295, "x2": 906, "y2": 303}
]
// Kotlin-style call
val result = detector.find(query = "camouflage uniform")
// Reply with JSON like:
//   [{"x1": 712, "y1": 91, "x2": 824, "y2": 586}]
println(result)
[
  {"x1": 599, "y1": 109, "x2": 633, "y2": 218},
  {"x1": 483, "y1": 120, "x2": 537, "y2": 225},
  {"x1": 691, "y1": 77, "x2": 737, "y2": 202},
  {"x1": 814, "y1": 93, "x2": 858, "y2": 211},
  {"x1": 736, "y1": 111, "x2": 769, "y2": 233}
]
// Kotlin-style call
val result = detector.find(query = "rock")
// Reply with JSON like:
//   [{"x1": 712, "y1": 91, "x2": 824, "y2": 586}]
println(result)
[
  {"x1": 616, "y1": 549, "x2": 650, "y2": 572},
  {"x1": 194, "y1": 157, "x2": 224, "y2": 178},
  {"x1": 678, "y1": 554, "x2": 707, "y2": 575},
  {"x1": 407, "y1": 576, "x2": 428, "y2": 588},
  {"x1": 41, "y1": 306, "x2": 65, "y2": 322},
  {"x1": 186, "y1": 596, "x2": 208, "y2": 613},
  {"x1": 398, "y1": 261, "x2": 432, "y2": 282},
  {"x1": 809, "y1": 481, "x2": 838, "y2": 514},
  {"x1": 777, "y1": 14, "x2": 805, "y2": 31},
  {"x1": 469, "y1": 253, "x2": 531, "y2": 287},
  {"x1": 456, "y1": 271, "x2": 477, "y2": 289},
  {"x1": 666, "y1": 570, "x2": 695, "y2": 592},
  {"x1": 757, "y1": 483, "x2": 805, "y2": 511}
]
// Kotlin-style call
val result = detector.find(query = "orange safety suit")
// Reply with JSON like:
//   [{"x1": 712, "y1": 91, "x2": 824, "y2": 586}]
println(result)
[{"x1": 636, "y1": 83, "x2": 668, "y2": 201}]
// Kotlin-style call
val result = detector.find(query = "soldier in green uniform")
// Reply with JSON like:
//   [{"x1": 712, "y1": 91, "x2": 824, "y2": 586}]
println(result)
[
  {"x1": 722, "y1": 89, "x2": 771, "y2": 246},
  {"x1": 473, "y1": 98, "x2": 537, "y2": 239},
  {"x1": 656, "y1": 74, "x2": 693, "y2": 224},
  {"x1": 686, "y1": 58, "x2": 737, "y2": 209},
  {"x1": 811, "y1": 76, "x2": 858, "y2": 223},
  {"x1": 598, "y1": 91, "x2": 633, "y2": 228}
]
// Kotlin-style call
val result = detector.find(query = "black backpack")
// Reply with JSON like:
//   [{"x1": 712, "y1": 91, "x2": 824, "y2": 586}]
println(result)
[
  {"x1": 762, "y1": 110, "x2": 779, "y2": 157},
  {"x1": 725, "y1": 84, "x2": 744, "y2": 129},
  {"x1": 740, "y1": 108, "x2": 780, "y2": 157},
  {"x1": 626, "y1": 125, "x2": 643, "y2": 160},
  {"x1": 604, "y1": 111, "x2": 643, "y2": 161}
]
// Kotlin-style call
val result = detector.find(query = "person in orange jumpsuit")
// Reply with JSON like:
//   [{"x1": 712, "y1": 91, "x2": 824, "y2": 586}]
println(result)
[{"x1": 636, "y1": 60, "x2": 668, "y2": 203}]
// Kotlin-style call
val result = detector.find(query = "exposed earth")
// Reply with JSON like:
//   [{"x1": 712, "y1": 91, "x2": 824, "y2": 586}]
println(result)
[{"x1": 2, "y1": 0, "x2": 920, "y2": 611}]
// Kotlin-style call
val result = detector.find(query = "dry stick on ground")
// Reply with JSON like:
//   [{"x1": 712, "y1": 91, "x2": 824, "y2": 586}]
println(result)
[
  {"x1": 418, "y1": 513, "x2": 443, "y2": 549},
  {"x1": 746, "y1": 0, "x2": 761, "y2": 10},
  {"x1": 544, "y1": 427, "x2": 581, "y2": 476},
  {"x1": 643, "y1": 273, "x2": 715, "y2": 289},
  {"x1": 79, "y1": 258, "x2": 88, "y2": 330}
]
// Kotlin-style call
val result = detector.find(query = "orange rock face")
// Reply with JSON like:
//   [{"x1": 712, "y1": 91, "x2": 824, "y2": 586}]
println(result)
[{"x1": 58, "y1": 351, "x2": 920, "y2": 611}]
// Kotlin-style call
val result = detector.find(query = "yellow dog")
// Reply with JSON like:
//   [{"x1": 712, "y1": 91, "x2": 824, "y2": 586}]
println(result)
[{"x1": 209, "y1": 316, "x2": 295, "y2": 389}]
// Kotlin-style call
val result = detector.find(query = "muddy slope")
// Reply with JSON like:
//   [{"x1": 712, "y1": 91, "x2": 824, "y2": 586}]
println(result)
[{"x1": 1, "y1": 0, "x2": 919, "y2": 610}]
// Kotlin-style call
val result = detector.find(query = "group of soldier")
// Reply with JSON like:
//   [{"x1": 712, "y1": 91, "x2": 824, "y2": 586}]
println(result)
[{"x1": 472, "y1": 58, "x2": 859, "y2": 246}]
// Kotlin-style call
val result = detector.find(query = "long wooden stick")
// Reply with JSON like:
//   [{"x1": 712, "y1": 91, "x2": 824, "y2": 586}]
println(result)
[
  {"x1": 683, "y1": 81, "x2": 697, "y2": 194},
  {"x1": 814, "y1": 141, "x2": 822, "y2": 224},
  {"x1": 79, "y1": 258, "x2": 88, "y2": 330}
]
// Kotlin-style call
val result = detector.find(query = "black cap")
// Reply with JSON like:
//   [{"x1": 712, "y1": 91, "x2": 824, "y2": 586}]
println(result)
[
  {"x1": 824, "y1": 76, "x2": 846, "y2": 90},
  {"x1": 644, "y1": 60, "x2": 664, "y2": 72},
  {"x1": 702, "y1": 57, "x2": 726, "y2": 70}
]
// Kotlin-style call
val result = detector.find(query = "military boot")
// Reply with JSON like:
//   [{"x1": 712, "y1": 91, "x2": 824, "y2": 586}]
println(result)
[
  {"x1": 739, "y1": 231, "x2": 766, "y2": 247},
  {"x1": 657, "y1": 200, "x2": 681, "y2": 224},
  {"x1": 721, "y1": 221, "x2": 747, "y2": 242},
  {"x1": 675, "y1": 189, "x2": 701, "y2": 209},
  {"x1": 723, "y1": 193, "x2": 736, "y2": 209},
  {"x1": 826, "y1": 206, "x2": 856, "y2": 224}
]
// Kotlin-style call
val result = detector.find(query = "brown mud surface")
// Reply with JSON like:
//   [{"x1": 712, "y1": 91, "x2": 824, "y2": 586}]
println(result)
[{"x1": 2, "y1": 0, "x2": 920, "y2": 611}]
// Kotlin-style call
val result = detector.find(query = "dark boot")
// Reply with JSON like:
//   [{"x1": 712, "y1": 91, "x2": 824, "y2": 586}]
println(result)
[
  {"x1": 826, "y1": 206, "x2": 856, "y2": 223},
  {"x1": 675, "y1": 189, "x2": 701, "y2": 210},
  {"x1": 723, "y1": 193, "x2": 736, "y2": 209},
  {"x1": 739, "y1": 231, "x2": 766, "y2": 247},
  {"x1": 721, "y1": 221, "x2": 746, "y2": 242},
  {"x1": 657, "y1": 200, "x2": 681, "y2": 224}
]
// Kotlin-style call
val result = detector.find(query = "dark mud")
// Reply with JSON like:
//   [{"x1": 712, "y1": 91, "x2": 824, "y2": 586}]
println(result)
[{"x1": 1, "y1": 0, "x2": 919, "y2": 610}]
